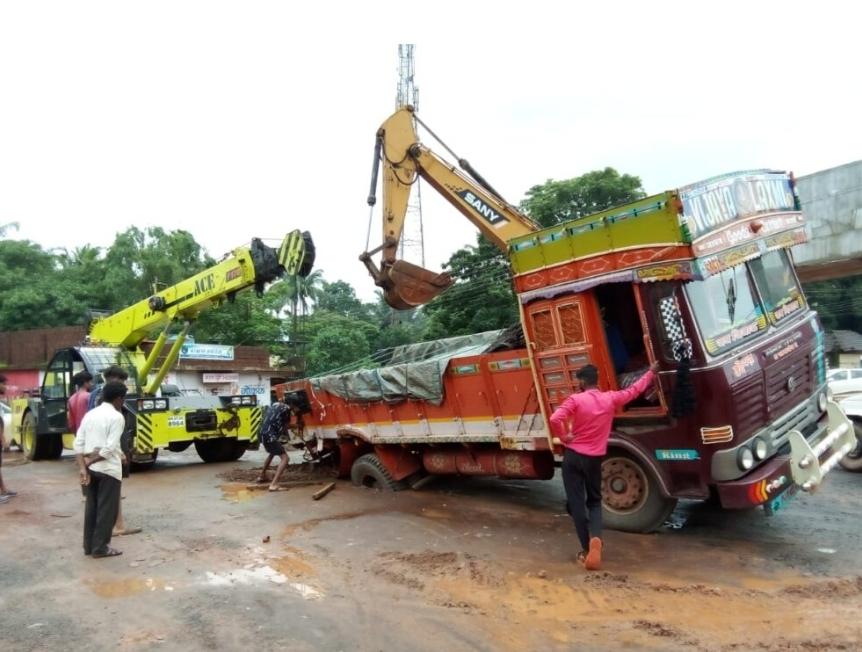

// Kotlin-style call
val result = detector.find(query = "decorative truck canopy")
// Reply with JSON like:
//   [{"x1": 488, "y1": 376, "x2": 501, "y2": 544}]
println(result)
[{"x1": 508, "y1": 170, "x2": 806, "y2": 303}]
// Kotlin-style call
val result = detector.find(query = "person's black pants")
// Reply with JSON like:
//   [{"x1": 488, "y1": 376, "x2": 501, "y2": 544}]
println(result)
[
  {"x1": 83, "y1": 471, "x2": 121, "y2": 555},
  {"x1": 562, "y1": 449, "x2": 603, "y2": 551}
]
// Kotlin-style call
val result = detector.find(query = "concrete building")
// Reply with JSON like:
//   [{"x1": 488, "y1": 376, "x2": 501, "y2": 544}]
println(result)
[
  {"x1": 795, "y1": 160, "x2": 862, "y2": 283},
  {"x1": 825, "y1": 330, "x2": 862, "y2": 370}
]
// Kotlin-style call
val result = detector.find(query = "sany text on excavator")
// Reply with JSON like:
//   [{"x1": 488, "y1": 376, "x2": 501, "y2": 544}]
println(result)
[
  {"x1": 360, "y1": 105, "x2": 540, "y2": 309},
  {"x1": 10, "y1": 230, "x2": 314, "y2": 466}
]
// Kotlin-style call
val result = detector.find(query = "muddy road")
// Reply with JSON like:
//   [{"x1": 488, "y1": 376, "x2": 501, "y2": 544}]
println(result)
[{"x1": 2, "y1": 448, "x2": 862, "y2": 652}]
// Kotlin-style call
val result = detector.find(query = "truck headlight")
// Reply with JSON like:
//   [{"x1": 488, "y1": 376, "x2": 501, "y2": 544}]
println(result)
[
  {"x1": 738, "y1": 447, "x2": 755, "y2": 471},
  {"x1": 818, "y1": 391, "x2": 828, "y2": 412},
  {"x1": 752, "y1": 437, "x2": 768, "y2": 460}
]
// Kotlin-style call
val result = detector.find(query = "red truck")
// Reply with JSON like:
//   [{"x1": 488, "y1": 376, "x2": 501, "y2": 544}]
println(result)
[{"x1": 276, "y1": 108, "x2": 854, "y2": 533}]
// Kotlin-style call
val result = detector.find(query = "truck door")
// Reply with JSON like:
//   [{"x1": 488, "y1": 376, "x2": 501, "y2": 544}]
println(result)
[
  {"x1": 525, "y1": 293, "x2": 613, "y2": 415},
  {"x1": 40, "y1": 348, "x2": 87, "y2": 433}
]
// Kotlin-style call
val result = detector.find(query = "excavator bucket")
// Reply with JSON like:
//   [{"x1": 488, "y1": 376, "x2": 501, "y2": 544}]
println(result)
[{"x1": 383, "y1": 260, "x2": 454, "y2": 309}]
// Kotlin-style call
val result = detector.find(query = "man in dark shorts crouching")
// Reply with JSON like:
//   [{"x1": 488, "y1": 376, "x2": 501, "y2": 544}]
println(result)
[{"x1": 256, "y1": 401, "x2": 292, "y2": 491}]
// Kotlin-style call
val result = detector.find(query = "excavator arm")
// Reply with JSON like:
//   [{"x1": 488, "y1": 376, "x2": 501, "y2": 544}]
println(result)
[
  {"x1": 88, "y1": 229, "x2": 315, "y2": 394},
  {"x1": 362, "y1": 106, "x2": 540, "y2": 309}
]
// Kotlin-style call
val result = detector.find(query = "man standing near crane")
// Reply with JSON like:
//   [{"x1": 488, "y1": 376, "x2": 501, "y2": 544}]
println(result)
[{"x1": 75, "y1": 381, "x2": 128, "y2": 558}]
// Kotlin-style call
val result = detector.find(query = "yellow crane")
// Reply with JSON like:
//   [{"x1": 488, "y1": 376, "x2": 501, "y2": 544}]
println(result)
[{"x1": 11, "y1": 231, "x2": 314, "y2": 465}]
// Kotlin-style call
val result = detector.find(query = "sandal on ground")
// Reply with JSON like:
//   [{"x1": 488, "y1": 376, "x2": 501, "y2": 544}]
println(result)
[
  {"x1": 584, "y1": 537, "x2": 603, "y2": 571},
  {"x1": 92, "y1": 547, "x2": 123, "y2": 558},
  {"x1": 113, "y1": 527, "x2": 142, "y2": 536}
]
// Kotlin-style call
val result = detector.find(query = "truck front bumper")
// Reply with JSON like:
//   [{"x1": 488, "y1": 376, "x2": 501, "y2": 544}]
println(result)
[{"x1": 716, "y1": 399, "x2": 854, "y2": 512}]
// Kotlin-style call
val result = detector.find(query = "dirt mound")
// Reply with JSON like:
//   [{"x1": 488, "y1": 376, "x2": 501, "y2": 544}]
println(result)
[
  {"x1": 632, "y1": 620, "x2": 682, "y2": 639},
  {"x1": 382, "y1": 551, "x2": 459, "y2": 572},
  {"x1": 782, "y1": 576, "x2": 862, "y2": 599},
  {"x1": 218, "y1": 464, "x2": 337, "y2": 483}
]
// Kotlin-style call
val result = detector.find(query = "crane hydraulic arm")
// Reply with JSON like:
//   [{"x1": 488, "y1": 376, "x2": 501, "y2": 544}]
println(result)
[
  {"x1": 89, "y1": 230, "x2": 314, "y2": 395},
  {"x1": 361, "y1": 106, "x2": 540, "y2": 309}
]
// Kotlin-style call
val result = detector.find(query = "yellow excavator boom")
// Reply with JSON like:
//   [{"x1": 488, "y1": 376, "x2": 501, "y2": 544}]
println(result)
[{"x1": 362, "y1": 106, "x2": 539, "y2": 309}]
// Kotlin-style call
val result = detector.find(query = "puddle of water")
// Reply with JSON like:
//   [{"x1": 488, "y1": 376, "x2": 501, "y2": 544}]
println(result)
[
  {"x1": 86, "y1": 577, "x2": 167, "y2": 598},
  {"x1": 204, "y1": 565, "x2": 324, "y2": 600},
  {"x1": 270, "y1": 554, "x2": 315, "y2": 578},
  {"x1": 220, "y1": 483, "x2": 259, "y2": 503},
  {"x1": 290, "y1": 582, "x2": 323, "y2": 600},
  {"x1": 205, "y1": 566, "x2": 288, "y2": 587}
]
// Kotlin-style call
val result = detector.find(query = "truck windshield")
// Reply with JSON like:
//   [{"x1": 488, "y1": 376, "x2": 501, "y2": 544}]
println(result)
[
  {"x1": 686, "y1": 266, "x2": 767, "y2": 356},
  {"x1": 748, "y1": 250, "x2": 805, "y2": 323}
]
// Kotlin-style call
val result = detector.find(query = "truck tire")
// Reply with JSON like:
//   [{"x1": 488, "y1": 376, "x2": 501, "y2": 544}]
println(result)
[
  {"x1": 839, "y1": 420, "x2": 862, "y2": 472},
  {"x1": 350, "y1": 453, "x2": 403, "y2": 491},
  {"x1": 602, "y1": 451, "x2": 677, "y2": 533},
  {"x1": 130, "y1": 449, "x2": 159, "y2": 471},
  {"x1": 229, "y1": 441, "x2": 249, "y2": 461},
  {"x1": 46, "y1": 433, "x2": 64, "y2": 459},
  {"x1": 20, "y1": 413, "x2": 57, "y2": 461},
  {"x1": 194, "y1": 438, "x2": 241, "y2": 463}
]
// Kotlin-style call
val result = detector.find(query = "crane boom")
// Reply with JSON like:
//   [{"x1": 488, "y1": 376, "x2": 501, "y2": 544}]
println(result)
[
  {"x1": 361, "y1": 106, "x2": 539, "y2": 309},
  {"x1": 89, "y1": 230, "x2": 314, "y2": 394}
]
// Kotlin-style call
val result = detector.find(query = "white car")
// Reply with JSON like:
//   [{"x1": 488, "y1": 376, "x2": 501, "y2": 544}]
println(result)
[{"x1": 827, "y1": 368, "x2": 862, "y2": 398}]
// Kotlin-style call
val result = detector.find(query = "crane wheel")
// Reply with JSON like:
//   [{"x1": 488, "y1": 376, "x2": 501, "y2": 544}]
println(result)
[
  {"x1": 20, "y1": 413, "x2": 60, "y2": 461},
  {"x1": 194, "y1": 438, "x2": 247, "y2": 463}
]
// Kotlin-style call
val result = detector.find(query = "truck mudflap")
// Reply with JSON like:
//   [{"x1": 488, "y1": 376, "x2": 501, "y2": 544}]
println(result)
[
  {"x1": 788, "y1": 399, "x2": 855, "y2": 492},
  {"x1": 716, "y1": 399, "x2": 854, "y2": 511}
]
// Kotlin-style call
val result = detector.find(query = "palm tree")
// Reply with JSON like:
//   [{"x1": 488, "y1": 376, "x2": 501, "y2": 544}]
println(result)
[{"x1": 0, "y1": 222, "x2": 19, "y2": 238}]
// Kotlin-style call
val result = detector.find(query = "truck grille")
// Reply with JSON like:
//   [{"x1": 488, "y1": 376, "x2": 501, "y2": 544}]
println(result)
[
  {"x1": 732, "y1": 375, "x2": 766, "y2": 439},
  {"x1": 765, "y1": 353, "x2": 811, "y2": 419},
  {"x1": 768, "y1": 399, "x2": 816, "y2": 449}
]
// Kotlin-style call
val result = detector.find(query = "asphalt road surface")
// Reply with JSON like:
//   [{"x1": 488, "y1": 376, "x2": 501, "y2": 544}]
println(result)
[{"x1": 1, "y1": 447, "x2": 862, "y2": 651}]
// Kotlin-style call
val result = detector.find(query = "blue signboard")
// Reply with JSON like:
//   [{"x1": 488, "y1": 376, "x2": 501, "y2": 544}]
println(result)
[{"x1": 179, "y1": 343, "x2": 235, "y2": 361}]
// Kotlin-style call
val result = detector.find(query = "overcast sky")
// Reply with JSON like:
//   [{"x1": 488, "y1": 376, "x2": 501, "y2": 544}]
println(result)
[{"x1": 1, "y1": 1, "x2": 859, "y2": 301}]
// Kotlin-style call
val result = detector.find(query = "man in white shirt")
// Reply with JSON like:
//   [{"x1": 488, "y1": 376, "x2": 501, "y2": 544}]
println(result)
[{"x1": 74, "y1": 381, "x2": 127, "y2": 558}]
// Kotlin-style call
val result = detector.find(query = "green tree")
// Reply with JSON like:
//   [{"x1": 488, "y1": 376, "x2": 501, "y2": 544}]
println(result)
[
  {"x1": 420, "y1": 168, "x2": 646, "y2": 338},
  {"x1": 303, "y1": 312, "x2": 378, "y2": 376},
  {"x1": 192, "y1": 291, "x2": 285, "y2": 349},
  {"x1": 0, "y1": 222, "x2": 19, "y2": 238},
  {"x1": 803, "y1": 276, "x2": 862, "y2": 331},
  {"x1": 520, "y1": 167, "x2": 646, "y2": 228},
  {"x1": 315, "y1": 280, "x2": 371, "y2": 320},
  {"x1": 0, "y1": 239, "x2": 90, "y2": 330},
  {"x1": 101, "y1": 227, "x2": 213, "y2": 307}
]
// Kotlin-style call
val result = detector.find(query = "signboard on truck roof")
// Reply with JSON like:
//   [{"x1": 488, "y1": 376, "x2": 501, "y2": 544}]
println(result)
[{"x1": 680, "y1": 170, "x2": 797, "y2": 240}]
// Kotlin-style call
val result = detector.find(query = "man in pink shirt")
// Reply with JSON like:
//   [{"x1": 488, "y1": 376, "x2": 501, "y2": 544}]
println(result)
[
  {"x1": 67, "y1": 371, "x2": 93, "y2": 435},
  {"x1": 550, "y1": 361, "x2": 659, "y2": 570}
]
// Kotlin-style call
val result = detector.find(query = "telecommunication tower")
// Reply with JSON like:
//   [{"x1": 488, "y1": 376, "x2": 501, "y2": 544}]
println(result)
[{"x1": 395, "y1": 44, "x2": 425, "y2": 267}]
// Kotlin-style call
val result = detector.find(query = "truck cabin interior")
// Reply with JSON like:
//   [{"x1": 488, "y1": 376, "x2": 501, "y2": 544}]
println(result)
[{"x1": 525, "y1": 283, "x2": 666, "y2": 419}]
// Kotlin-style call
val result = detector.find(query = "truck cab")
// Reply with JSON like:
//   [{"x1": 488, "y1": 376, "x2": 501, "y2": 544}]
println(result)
[{"x1": 511, "y1": 170, "x2": 851, "y2": 530}]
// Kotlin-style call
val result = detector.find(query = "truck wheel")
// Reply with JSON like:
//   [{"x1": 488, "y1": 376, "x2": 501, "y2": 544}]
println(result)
[
  {"x1": 229, "y1": 441, "x2": 249, "y2": 461},
  {"x1": 350, "y1": 453, "x2": 402, "y2": 491},
  {"x1": 130, "y1": 449, "x2": 159, "y2": 472},
  {"x1": 602, "y1": 452, "x2": 677, "y2": 533},
  {"x1": 20, "y1": 413, "x2": 55, "y2": 461},
  {"x1": 46, "y1": 434, "x2": 64, "y2": 460},
  {"x1": 194, "y1": 438, "x2": 238, "y2": 463},
  {"x1": 839, "y1": 420, "x2": 862, "y2": 472}
]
